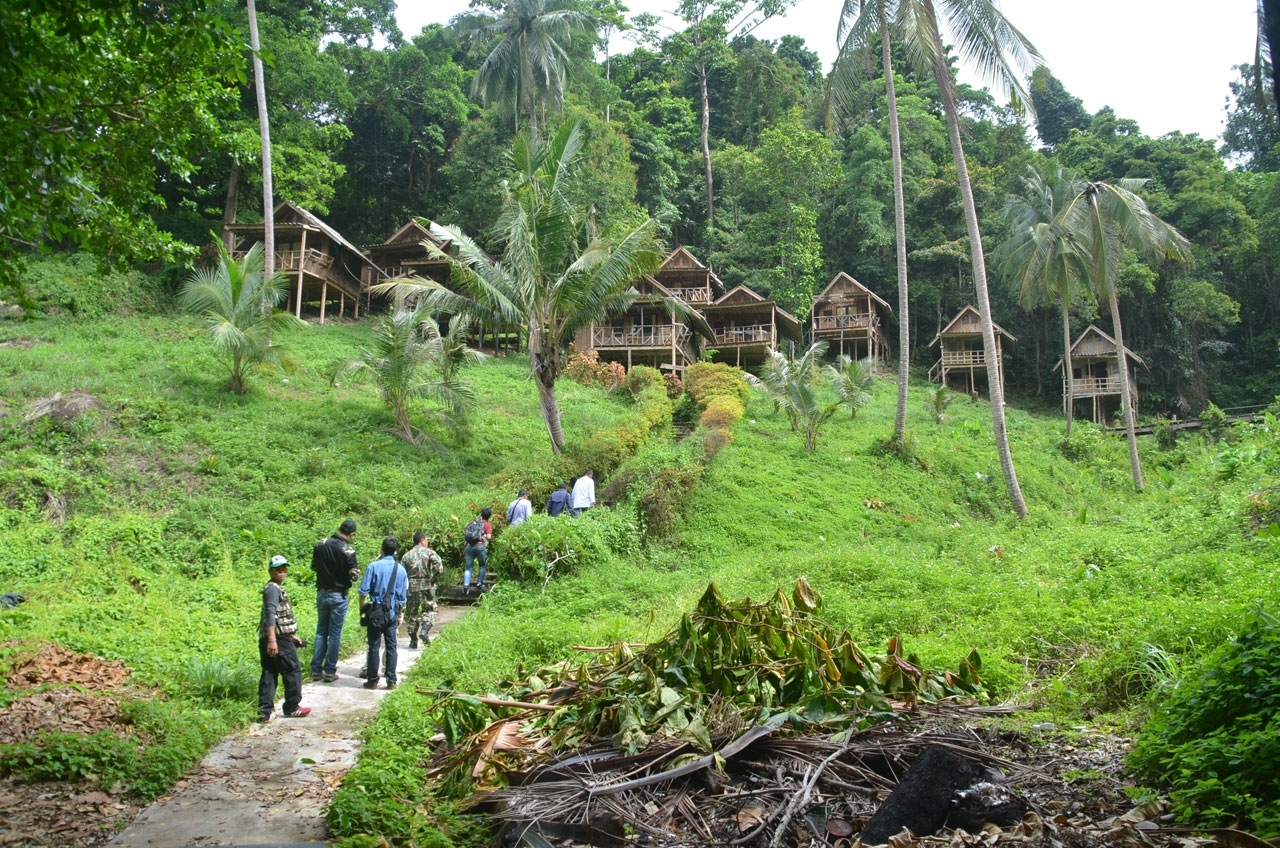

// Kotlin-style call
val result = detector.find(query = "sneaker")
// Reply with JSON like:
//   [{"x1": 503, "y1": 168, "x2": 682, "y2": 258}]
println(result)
[
  {"x1": 284, "y1": 707, "x2": 312, "y2": 718},
  {"x1": 259, "y1": 712, "x2": 274, "y2": 723},
  {"x1": 322, "y1": 672, "x2": 339, "y2": 682},
  {"x1": 362, "y1": 680, "x2": 379, "y2": 690},
  {"x1": 409, "y1": 638, "x2": 418, "y2": 650},
  {"x1": 385, "y1": 682, "x2": 397, "y2": 690}
]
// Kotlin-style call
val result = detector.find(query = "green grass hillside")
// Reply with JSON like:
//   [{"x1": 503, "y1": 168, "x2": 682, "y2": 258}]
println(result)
[{"x1": 1, "y1": 275, "x2": 1277, "y2": 837}]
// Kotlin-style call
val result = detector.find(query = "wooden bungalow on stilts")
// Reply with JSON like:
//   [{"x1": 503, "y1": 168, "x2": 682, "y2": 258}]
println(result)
[
  {"x1": 366, "y1": 219, "x2": 454, "y2": 286},
  {"x1": 1053, "y1": 324, "x2": 1143, "y2": 425},
  {"x1": 810, "y1": 272, "x2": 892, "y2": 362},
  {"x1": 223, "y1": 201, "x2": 377, "y2": 324},
  {"x1": 575, "y1": 246, "x2": 723, "y2": 375},
  {"x1": 703, "y1": 285, "x2": 802, "y2": 369},
  {"x1": 928, "y1": 305, "x2": 1015, "y2": 398}
]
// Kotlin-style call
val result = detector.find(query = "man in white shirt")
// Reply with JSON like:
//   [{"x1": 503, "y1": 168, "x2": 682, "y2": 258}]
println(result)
[
  {"x1": 570, "y1": 470, "x2": 595, "y2": 518},
  {"x1": 506, "y1": 490, "x2": 532, "y2": 527}
]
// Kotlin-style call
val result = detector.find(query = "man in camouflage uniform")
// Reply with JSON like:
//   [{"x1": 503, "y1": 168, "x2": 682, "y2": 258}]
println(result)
[{"x1": 401, "y1": 532, "x2": 443, "y2": 649}]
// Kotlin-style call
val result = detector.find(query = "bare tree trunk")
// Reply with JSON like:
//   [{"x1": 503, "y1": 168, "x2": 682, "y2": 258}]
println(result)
[
  {"x1": 929, "y1": 25, "x2": 1028, "y2": 518},
  {"x1": 1108, "y1": 289, "x2": 1144, "y2": 490},
  {"x1": 697, "y1": 63, "x2": 715, "y2": 229},
  {"x1": 222, "y1": 162, "x2": 241, "y2": 250},
  {"x1": 1062, "y1": 307, "x2": 1074, "y2": 439},
  {"x1": 535, "y1": 369, "x2": 565, "y2": 453},
  {"x1": 882, "y1": 19, "x2": 910, "y2": 444},
  {"x1": 247, "y1": 0, "x2": 275, "y2": 343}
]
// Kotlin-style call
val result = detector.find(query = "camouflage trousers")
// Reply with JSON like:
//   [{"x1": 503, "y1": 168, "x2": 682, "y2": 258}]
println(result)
[{"x1": 404, "y1": 586, "x2": 438, "y2": 636}]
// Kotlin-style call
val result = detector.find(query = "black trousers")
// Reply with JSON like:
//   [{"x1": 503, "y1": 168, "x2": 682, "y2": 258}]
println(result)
[{"x1": 258, "y1": 634, "x2": 302, "y2": 720}]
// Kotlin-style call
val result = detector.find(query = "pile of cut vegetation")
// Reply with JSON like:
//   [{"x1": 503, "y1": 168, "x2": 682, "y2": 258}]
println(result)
[{"x1": 415, "y1": 583, "x2": 1256, "y2": 848}]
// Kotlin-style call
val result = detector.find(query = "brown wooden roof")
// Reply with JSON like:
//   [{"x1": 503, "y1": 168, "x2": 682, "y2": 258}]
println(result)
[
  {"x1": 814, "y1": 272, "x2": 892, "y2": 314},
  {"x1": 1052, "y1": 324, "x2": 1145, "y2": 371},
  {"x1": 928, "y1": 305, "x2": 1016, "y2": 347},
  {"x1": 705, "y1": 285, "x2": 803, "y2": 341}
]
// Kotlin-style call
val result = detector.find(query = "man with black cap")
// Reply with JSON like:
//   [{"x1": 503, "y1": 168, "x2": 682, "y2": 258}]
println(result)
[
  {"x1": 309, "y1": 519, "x2": 359, "y2": 682},
  {"x1": 259, "y1": 555, "x2": 310, "y2": 721}
]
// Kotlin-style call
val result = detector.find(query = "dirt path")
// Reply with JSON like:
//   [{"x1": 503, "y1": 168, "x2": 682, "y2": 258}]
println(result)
[{"x1": 107, "y1": 606, "x2": 469, "y2": 848}]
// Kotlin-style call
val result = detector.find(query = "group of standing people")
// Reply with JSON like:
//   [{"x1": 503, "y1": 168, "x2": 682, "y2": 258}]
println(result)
[
  {"x1": 257, "y1": 471, "x2": 597, "y2": 721},
  {"x1": 256, "y1": 519, "x2": 444, "y2": 722}
]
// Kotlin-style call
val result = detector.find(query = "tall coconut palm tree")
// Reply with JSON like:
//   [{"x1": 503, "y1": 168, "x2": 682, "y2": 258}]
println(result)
[
  {"x1": 455, "y1": 0, "x2": 594, "y2": 134},
  {"x1": 1058, "y1": 179, "x2": 1193, "y2": 490},
  {"x1": 373, "y1": 119, "x2": 664, "y2": 454},
  {"x1": 834, "y1": 0, "x2": 911, "y2": 445},
  {"x1": 995, "y1": 163, "x2": 1090, "y2": 438},
  {"x1": 246, "y1": 0, "x2": 274, "y2": 283},
  {"x1": 896, "y1": 0, "x2": 1042, "y2": 517},
  {"x1": 180, "y1": 239, "x2": 306, "y2": 394}
]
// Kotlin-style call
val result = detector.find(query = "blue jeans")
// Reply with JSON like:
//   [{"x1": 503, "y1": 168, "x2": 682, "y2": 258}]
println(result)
[
  {"x1": 463, "y1": 543, "x2": 487, "y2": 587},
  {"x1": 311, "y1": 589, "x2": 348, "y2": 676},
  {"x1": 365, "y1": 619, "x2": 398, "y2": 685}
]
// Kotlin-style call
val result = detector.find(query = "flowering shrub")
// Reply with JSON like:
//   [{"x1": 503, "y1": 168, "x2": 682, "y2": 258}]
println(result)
[
  {"x1": 663, "y1": 371, "x2": 683, "y2": 399},
  {"x1": 565, "y1": 349, "x2": 625, "y2": 391}
]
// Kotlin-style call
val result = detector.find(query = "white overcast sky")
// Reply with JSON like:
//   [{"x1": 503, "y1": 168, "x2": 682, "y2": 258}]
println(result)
[{"x1": 395, "y1": 0, "x2": 1258, "y2": 142}]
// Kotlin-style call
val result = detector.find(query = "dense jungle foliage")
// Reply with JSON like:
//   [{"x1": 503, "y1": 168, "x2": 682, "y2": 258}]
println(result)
[{"x1": 4, "y1": 0, "x2": 1280, "y2": 416}]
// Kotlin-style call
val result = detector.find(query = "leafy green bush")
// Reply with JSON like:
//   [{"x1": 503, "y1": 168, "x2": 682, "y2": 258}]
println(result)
[
  {"x1": 572, "y1": 414, "x2": 650, "y2": 478},
  {"x1": 623, "y1": 365, "x2": 663, "y2": 398},
  {"x1": 700, "y1": 395, "x2": 744, "y2": 430},
  {"x1": 633, "y1": 384, "x2": 673, "y2": 431},
  {"x1": 489, "y1": 514, "x2": 610, "y2": 584},
  {"x1": 683, "y1": 362, "x2": 749, "y2": 408},
  {"x1": 24, "y1": 254, "x2": 164, "y2": 318},
  {"x1": 1128, "y1": 609, "x2": 1280, "y2": 837},
  {"x1": 673, "y1": 391, "x2": 699, "y2": 421},
  {"x1": 1202, "y1": 402, "x2": 1228, "y2": 442},
  {"x1": 608, "y1": 443, "x2": 706, "y2": 540}
]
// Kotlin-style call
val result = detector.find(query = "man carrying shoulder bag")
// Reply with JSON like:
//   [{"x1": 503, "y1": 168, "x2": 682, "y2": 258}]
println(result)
[{"x1": 358, "y1": 537, "x2": 407, "y2": 690}]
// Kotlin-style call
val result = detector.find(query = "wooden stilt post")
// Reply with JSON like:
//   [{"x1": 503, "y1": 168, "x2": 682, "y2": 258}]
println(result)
[
  {"x1": 295, "y1": 229, "x2": 307, "y2": 320},
  {"x1": 339, "y1": 292, "x2": 345, "y2": 319},
  {"x1": 319, "y1": 281, "x2": 328, "y2": 324}
]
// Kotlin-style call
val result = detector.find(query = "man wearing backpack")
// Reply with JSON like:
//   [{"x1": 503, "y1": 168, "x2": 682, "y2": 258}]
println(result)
[{"x1": 462, "y1": 507, "x2": 492, "y2": 590}]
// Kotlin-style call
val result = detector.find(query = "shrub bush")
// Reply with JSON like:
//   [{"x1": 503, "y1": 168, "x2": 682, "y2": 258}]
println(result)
[
  {"x1": 700, "y1": 395, "x2": 744, "y2": 431},
  {"x1": 683, "y1": 362, "x2": 749, "y2": 408},
  {"x1": 565, "y1": 349, "x2": 625, "y2": 391},
  {"x1": 663, "y1": 371, "x2": 683, "y2": 399},
  {"x1": 673, "y1": 391, "x2": 700, "y2": 421},
  {"x1": 623, "y1": 365, "x2": 663, "y2": 398},
  {"x1": 1128, "y1": 609, "x2": 1280, "y2": 838},
  {"x1": 489, "y1": 514, "x2": 611, "y2": 584},
  {"x1": 607, "y1": 444, "x2": 706, "y2": 541},
  {"x1": 634, "y1": 384, "x2": 674, "y2": 432},
  {"x1": 572, "y1": 415, "x2": 650, "y2": 479}
]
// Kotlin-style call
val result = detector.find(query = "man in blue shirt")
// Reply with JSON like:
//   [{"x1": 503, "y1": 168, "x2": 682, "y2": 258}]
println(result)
[
  {"x1": 358, "y1": 537, "x2": 408, "y2": 690},
  {"x1": 545, "y1": 482, "x2": 570, "y2": 517},
  {"x1": 506, "y1": 490, "x2": 532, "y2": 527}
]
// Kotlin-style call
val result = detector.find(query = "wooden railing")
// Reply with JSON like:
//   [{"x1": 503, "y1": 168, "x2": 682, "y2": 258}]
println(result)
[
  {"x1": 1068, "y1": 376, "x2": 1122, "y2": 395},
  {"x1": 813, "y1": 314, "x2": 873, "y2": 331},
  {"x1": 668, "y1": 287, "x2": 711, "y2": 303},
  {"x1": 940, "y1": 350, "x2": 987, "y2": 367},
  {"x1": 592, "y1": 326, "x2": 689, "y2": 347},
  {"x1": 713, "y1": 325, "x2": 772, "y2": 345}
]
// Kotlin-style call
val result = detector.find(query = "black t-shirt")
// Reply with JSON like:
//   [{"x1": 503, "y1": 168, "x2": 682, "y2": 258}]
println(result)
[{"x1": 311, "y1": 534, "x2": 358, "y2": 591}]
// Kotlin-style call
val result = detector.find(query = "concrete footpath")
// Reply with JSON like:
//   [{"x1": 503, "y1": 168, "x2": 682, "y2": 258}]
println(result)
[{"x1": 108, "y1": 606, "x2": 468, "y2": 848}]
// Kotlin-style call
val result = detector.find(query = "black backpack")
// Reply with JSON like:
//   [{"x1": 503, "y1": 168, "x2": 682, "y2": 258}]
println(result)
[{"x1": 464, "y1": 518, "x2": 485, "y2": 544}]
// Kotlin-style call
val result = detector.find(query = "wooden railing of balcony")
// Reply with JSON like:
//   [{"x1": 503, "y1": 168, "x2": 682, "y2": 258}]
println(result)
[
  {"x1": 592, "y1": 326, "x2": 689, "y2": 347},
  {"x1": 713, "y1": 324, "x2": 772, "y2": 345},
  {"x1": 668, "y1": 287, "x2": 711, "y2": 303},
  {"x1": 1067, "y1": 376, "x2": 1122, "y2": 395},
  {"x1": 940, "y1": 350, "x2": 987, "y2": 367},
  {"x1": 813, "y1": 314, "x2": 873, "y2": 331}
]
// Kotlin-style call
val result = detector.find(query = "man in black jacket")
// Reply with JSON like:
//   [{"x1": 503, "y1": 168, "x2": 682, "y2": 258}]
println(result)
[{"x1": 309, "y1": 519, "x2": 359, "y2": 682}]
